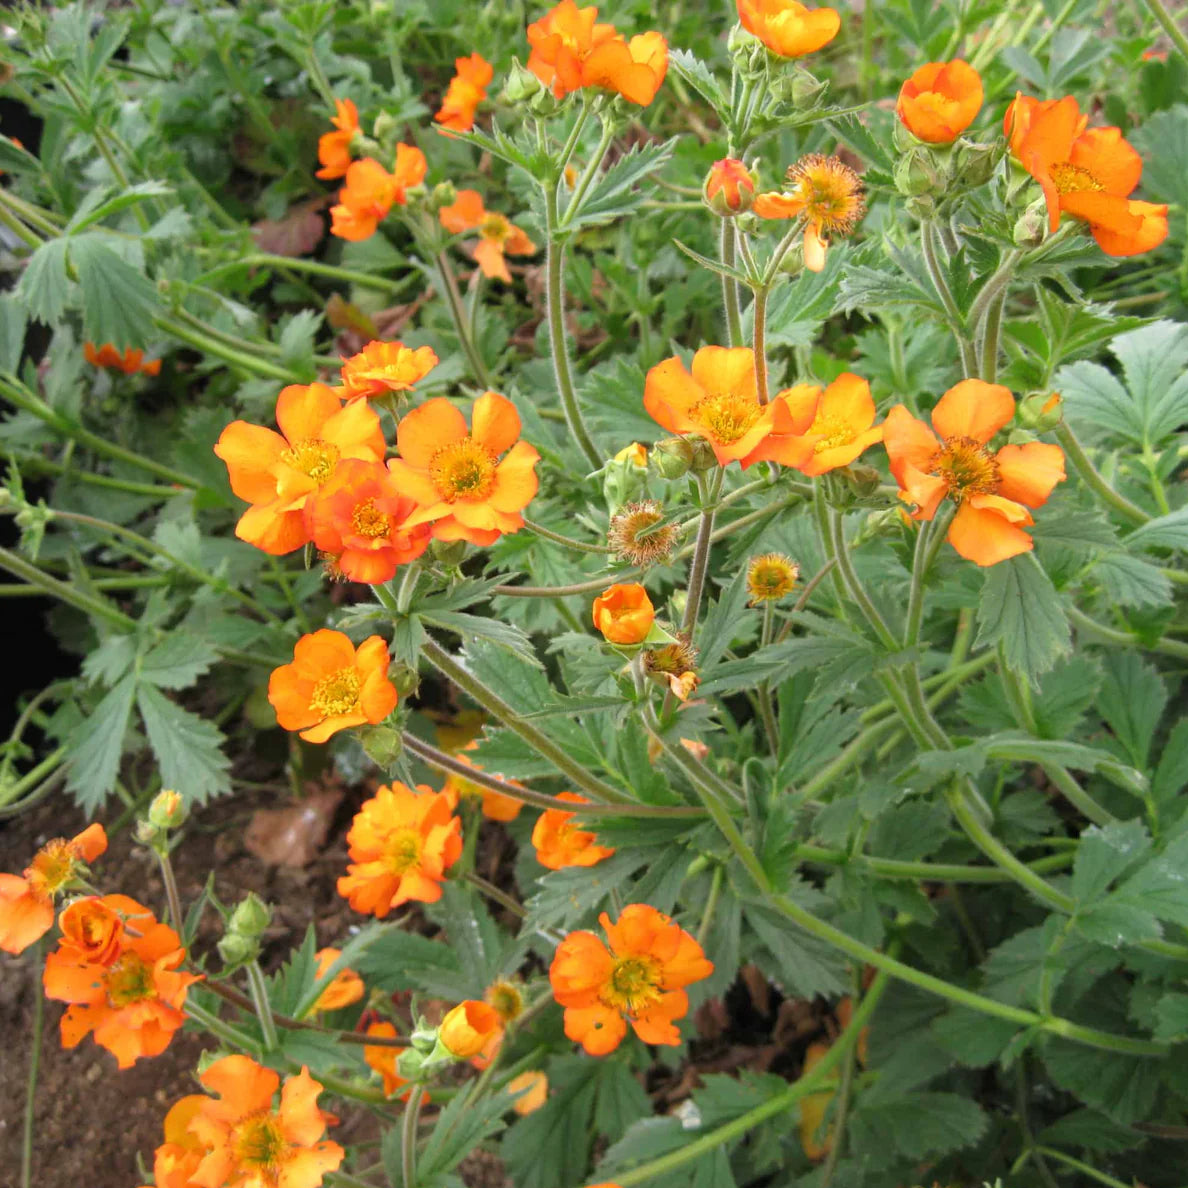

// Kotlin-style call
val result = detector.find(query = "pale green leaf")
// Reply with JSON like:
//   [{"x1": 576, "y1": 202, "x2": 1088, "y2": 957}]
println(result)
[
  {"x1": 136, "y1": 682, "x2": 231, "y2": 804},
  {"x1": 975, "y1": 555, "x2": 1070, "y2": 684}
]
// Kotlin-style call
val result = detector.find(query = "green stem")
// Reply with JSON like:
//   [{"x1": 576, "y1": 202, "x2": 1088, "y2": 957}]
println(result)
[
  {"x1": 11, "y1": 450, "x2": 182, "y2": 499},
  {"x1": 793, "y1": 842, "x2": 1073, "y2": 883},
  {"x1": 752, "y1": 284, "x2": 771, "y2": 405},
  {"x1": 522, "y1": 517, "x2": 613, "y2": 554},
  {"x1": 720, "y1": 220, "x2": 744, "y2": 347},
  {"x1": 0, "y1": 545, "x2": 137, "y2": 631},
  {"x1": 682, "y1": 481, "x2": 717, "y2": 636},
  {"x1": 464, "y1": 871, "x2": 526, "y2": 919},
  {"x1": 201, "y1": 253, "x2": 412, "y2": 298},
  {"x1": 819, "y1": 984, "x2": 859, "y2": 1187},
  {"x1": 562, "y1": 121, "x2": 616, "y2": 225},
  {"x1": 185, "y1": 999, "x2": 264, "y2": 1056},
  {"x1": 436, "y1": 251, "x2": 492, "y2": 388},
  {"x1": 21, "y1": 941, "x2": 44, "y2": 1188},
  {"x1": 1033, "y1": 1146, "x2": 1135, "y2": 1188},
  {"x1": 155, "y1": 315, "x2": 297, "y2": 381},
  {"x1": 1140, "y1": 0, "x2": 1188, "y2": 65},
  {"x1": 1068, "y1": 605, "x2": 1188, "y2": 660},
  {"x1": 696, "y1": 865, "x2": 724, "y2": 946},
  {"x1": 979, "y1": 288, "x2": 1007, "y2": 382},
  {"x1": 401, "y1": 1086, "x2": 426, "y2": 1188},
  {"x1": 920, "y1": 221, "x2": 976, "y2": 376},
  {"x1": 544, "y1": 186, "x2": 602, "y2": 470},
  {"x1": 1054, "y1": 424, "x2": 1148, "y2": 525},
  {"x1": 419, "y1": 639, "x2": 634, "y2": 805},
  {"x1": 155, "y1": 846, "x2": 186, "y2": 934},
  {"x1": 824, "y1": 499, "x2": 898, "y2": 651},
  {"x1": 246, "y1": 961, "x2": 280, "y2": 1052}
]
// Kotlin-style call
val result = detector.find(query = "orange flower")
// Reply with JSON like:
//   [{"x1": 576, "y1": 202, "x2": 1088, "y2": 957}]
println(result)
[
  {"x1": 330, "y1": 145, "x2": 427, "y2": 242},
  {"x1": 549, "y1": 904, "x2": 713, "y2": 1055},
  {"x1": 186, "y1": 1055, "x2": 344, "y2": 1188},
  {"x1": 57, "y1": 893, "x2": 145, "y2": 966},
  {"x1": 643, "y1": 346, "x2": 815, "y2": 466},
  {"x1": 0, "y1": 823, "x2": 106, "y2": 955},
  {"x1": 753, "y1": 154, "x2": 864, "y2": 272},
  {"x1": 736, "y1": 0, "x2": 841, "y2": 59},
  {"x1": 363, "y1": 1021, "x2": 409, "y2": 1097},
  {"x1": 532, "y1": 791, "x2": 615, "y2": 870},
  {"x1": 592, "y1": 583, "x2": 654, "y2": 645},
  {"x1": 508, "y1": 1070, "x2": 549, "y2": 1115},
  {"x1": 268, "y1": 630, "x2": 399, "y2": 743},
  {"x1": 303, "y1": 459, "x2": 432, "y2": 583},
  {"x1": 316, "y1": 97, "x2": 360, "y2": 180},
  {"x1": 705, "y1": 158, "x2": 756, "y2": 214},
  {"x1": 84, "y1": 342, "x2": 161, "y2": 376},
  {"x1": 439, "y1": 999, "x2": 503, "y2": 1068},
  {"x1": 748, "y1": 372, "x2": 882, "y2": 475},
  {"x1": 340, "y1": 340, "x2": 439, "y2": 402},
  {"x1": 441, "y1": 743, "x2": 524, "y2": 822},
  {"x1": 1008, "y1": 94, "x2": 1168, "y2": 257},
  {"x1": 527, "y1": 0, "x2": 618, "y2": 98},
  {"x1": 214, "y1": 382, "x2": 385, "y2": 556},
  {"x1": 526, "y1": 2, "x2": 666, "y2": 105},
  {"x1": 439, "y1": 190, "x2": 537, "y2": 283},
  {"x1": 389, "y1": 391, "x2": 541, "y2": 546},
  {"x1": 1004, "y1": 93, "x2": 1083, "y2": 160},
  {"x1": 436, "y1": 53, "x2": 494, "y2": 133},
  {"x1": 311, "y1": 948, "x2": 365, "y2": 1012},
  {"x1": 338, "y1": 783, "x2": 463, "y2": 915},
  {"x1": 883, "y1": 379, "x2": 1066, "y2": 566},
  {"x1": 148, "y1": 1095, "x2": 209, "y2": 1188},
  {"x1": 43, "y1": 897, "x2": 199, "y2": 1068},
  {"x1": 896, "y1": 60, "x2": 983, "y2": 144}
]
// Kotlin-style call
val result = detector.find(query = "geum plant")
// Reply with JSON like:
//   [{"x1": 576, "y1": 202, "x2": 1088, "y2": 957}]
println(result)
[{"x1": 0, "y1": 0, "x2": 1187, "y2": 1186}]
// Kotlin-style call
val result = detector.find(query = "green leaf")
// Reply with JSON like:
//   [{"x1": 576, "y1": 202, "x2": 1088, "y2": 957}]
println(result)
[
  {"x1": 65, "y1": 181, "x2": 174, "y2": 235},
  {"x1": 276, "y1": 309, "x2": 322, "y2": 380},
  {"x1": 139, "y1": 632, "x2": 220, "y2": 690},
  {"x1": 429, "y1": 883, "x2": 507, "y2": 996},
  {"x1": 16, "y1": 238, "x2": 72, "y2": 326},
  {"x1": 292, "y1": 922, "x2": 387, "y2": 1018},
  {"x1": 975, "y1": 554, "x2": 1070, "y2": 684},
  {"x1": 848, "y1": 1091, "x2": 988, "y2": 1159},
  {"x1": 268, "y1": 926, "x2": 319, "y2": 1017},
  {"x1": 1042, "y1": 1037, "x2": 1162, "y2": 1124},
  {"x1": 502, "y1": 1057, "x2": 600, "y2": 1188},
  {"x1": 1071, "y1": 821, "x2": 1152, "y2": 905},
  {"x1": 523, "y1": 852, "x2": 649, "y2": 932},
  {"x1": 0, "y1": 135, "x2": 41, "y2": 176},
  {"x1": 1112, "y1": 834, "x2": 1188, "y2": 930},
  {"x1": 1057, "y1": 359, "x2": 1139, "y2": 440},
  {"x1": 668, "y1": 49, "x2": 729, "y2": 114},
  {"x1": 71, "y1": 235, "x2": 159, "y2": 350},
  {"x1": 1153, "y1": 719, "x2": 1188, "y2": 804},
  {"x1": 81, "y1": 634, "x2": 138, "y2": 687},
  {"x1": 593, "y1": 1058, "x2": 652, "y2": 1142},
  {"x1": 0, "y1": 292, "x2": 29, "y2": 373},
  {"x1": 1037, "y1": 1108, "x2": 1144, "y2": 1154},
  {"x1": 423, "y1": 610, "x2": 543, "y2": 667},
  {"x1": 64, "y1": 675, "x2": 137, "y2": 810},
  {"x1": 569, "y1": 139, "x2": 676, "y2": 230},
  {"x1": 929, "y1": 1009, "x2": 1020, "y2": 1067},
  {"x1": 1153, "y1": 992, "x2": 1188, "y2": 1041},
  {"x1": 671, "y1": 237, "x2": 750, "y2": 284},
  {"x1": 1097, "y1": 651, "x2": 1167, "y2": 768},
  {"x1": 1113, "y1": 319, "x2": 1188, "y2": 445},
  {"x1": 1094, "y1": 551, "x2": 1174, "y2": 609},
  {"x1": 1125, "y1": 506, "x2": 1188, "y2": 553},
  {"x1": 136, "y1": 682, "x2": 231, "y2": 804},
  {"x1": 744, "y1": 899, "x2": 848, "y2": 999},
  {"x1": 417, "y1": 1082, "x2": 508, "y2": 1186}
]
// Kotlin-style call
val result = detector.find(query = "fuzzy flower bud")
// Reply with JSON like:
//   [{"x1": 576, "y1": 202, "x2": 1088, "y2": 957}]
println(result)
[
  {"x1": 592, "y1": 583, "x2": 655, "y2": 645},
  {"x1": 704, "y1": 158, "x2": 756, "y2": 216},
  {"x1": 148, "y1": 788, "x2": 186, "y2": 831},
  {"x1": 1017, "y1": 391, "x2": 1064, "y2": 432},
  {"x1": 653, "y1": 437, "x2": 695, "y2": 479}
]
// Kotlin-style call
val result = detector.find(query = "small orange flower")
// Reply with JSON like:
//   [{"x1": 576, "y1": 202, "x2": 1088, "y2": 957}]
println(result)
[
  {"x1": 883, "y1": 379, "x2": 1066, "y2": 566},
  {"x1": 389, "y1": 392, "x2": 541, "y2": 546},
  {"x1": 340, "y1": 340, "x2": 440, "y2": 403},
  {"x1": 705, "y1": 158, "x2": 756, "y2": 214},
  {"x1": 1007, "y1": 93, "x2": 1168, "y2": 257},
  {"x1": 214, "y1": 382, "x2": 386, "y2": 556},
  {"x1": 644, "y1": 346, "x2": 816, "y2": 466},
  {"x1": 330, "y1": 145, "x2": 427, "y2": 242},
  {"x1": 549, "y1": 904, "x2": 713, "y2": 1055},
  {"x1": 311, "y1": 948, "x2": 365, "y2": 1012},
  {"x1": 532, "y1": 792, "x2": 616, "y2": 870},
  {"x1": 527, "y1": 0, "x2": 618, "y2": 98},
  {"x1": 754, "y1": 154, "x2": 864, "y2": 272},
  {"x1": 57, "y1": 893, "x2": 144, "y2": 966},
  {"x1": 43, "y1": 898, "x2": 199, "y2": 1068},
  {"x1": 439, "y1": 190, "x2": 538, "y2": 283},
  {"x1": 580, "y1": 29, "x2": 668, "y2": 106},
  {"x1": 148, "y1": 1094, "x2": 209, "y2": 1188},
  {"x1": 338, "y1": 783, "x2": 463, "y2": 915},
  {"x1": 435, "y1": 53, "x2": 494, "y2": 133},
  {"x1": 0, "y1": 823, "x2": 107, "y2": 955},
  {"x1": 508, "y1": 1070, "x2": 549, "y2": 1115},
  {"x1": 316, "y1": 97, "x2": 360, "y2": 180},
  {"x1": 439, "y1": 999, "x2": 503, "y2": 1068},
  {"x1": 441, "y1": 743, "x2": 524, "y2": 822},
  {"x1": 84, "y1": 342, "x2": 161, "y2": 376},
  {"x1": 364, "y1": 1021, "x2": 410, "y2": 1097},
  {"x1": 749, "y1": 372, "x2": 882, "y2": 475},
  {"x1": 186, "y1": 1056, "x2": 344, "y2": 1188},
  {"x1": 896, "y1": 60, "x2": 983, "y2": 144},
  {"x1": 736, "y1": 0, "x2": 841, "y2": 59},
  {"x1": 303, "y1": 459, "x2": 432, "y2": 583},
  {"x1": 268, "y1": 630, "x2": 399, "y2": 743},
  {"x1": 592, "y1": 583, "x2": 654, "y2": 645}
]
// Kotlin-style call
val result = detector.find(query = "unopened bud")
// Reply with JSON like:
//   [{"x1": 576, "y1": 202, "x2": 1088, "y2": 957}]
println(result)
[
  {"x1": 1017, "y1": 391, "x2": 1063, "y2": 432},
  {"x1": 217, "y1": 932, "x2": 259, "y2": 967},
  {"x1": 790, "y1": 68, "x2": 827, "y2": 109},
  {"x1": 654, "y1": 437, "x2": 694, "y2": 479},
  {"x1": 148, "y1": 789, "x2": 186, "y2": 830},
  {"x1": 893, "y1": 149, "x2": 940, "y2": 197},
  {"x1": 602, "y1": 442, "x2": 650, "y2": 514},
  {"x1": 502, "y1": 58, "x2": 544, "y2": 104},
  {"x1": 388, "y1": 663, "x2": 421, "y2": 698},
  {"x1": 228, "y1": 892, "x2": 271, "y2": 939},
  {"x1": 1013, "y1": 200, "x2": 1047, "y2": 248},
  {"x1": 371, "y1": 112, "x2": 399, "y2": 143},
  {"x1": 955, "y1": 139, "x2": 998, "y2": 188},
  {"x1": 841, "y1": 463, "x2": 882, "y2": 499},
  {"x1": 431, "y1": 181, "x2": 457, "y2": 210},
  {"x1": 430, "y1": 539, "x2": 467, "y2": 566},
  {"x1": 704, "y1": 158, "x2": 756, "y2": 216},
  {"x1": 358, "y1": 724, "x2": 403, "y2": 770},
  {"x1": 689, "y1": 438, "x2": 719, "y2": 473}
]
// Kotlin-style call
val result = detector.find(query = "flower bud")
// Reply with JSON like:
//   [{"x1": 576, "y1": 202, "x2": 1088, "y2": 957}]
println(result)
[
  {"x1": 217, "y1": 930, "x2": 259, "y2": 968},
  {"x1": 371, "y1": 112, "x2": 399, "y2": 143},
  {"x1": 228, "y1": 892, "x2": 271, "y2": 938},
  {"x1": 439, "y1": 1000, "x2": 502, "y2": 1061},
  {"x1": 689, "y1": 438, "x2": 719, "y2": 473},
  {"x1": 790, "y1": 67, "x2": 827, "y2": 109},
  {"x1": 955, "y1": 139, "x2": 998, "y2": 188},
  {"x1": 430, "y1": 538, "x2": 468, "y2": 566},
  {"x1": 840, "y1": 463, "x2": 883, "y2": 499},
  {"x1": 1013, "y1": 200, "x2": 1047, "y2": 248},
  {"x1": 148, "y1": 788, "x2": 186, "y2": 831},
  {"x1": 602, "y1": 442, "x2": 650, "y2": 514},
  {"x1": 592, "y1": 583, "x2": 655, "y2": 646},
  {"x1": 1017, "y1": 391, "x2": 1063, "y2": 432},
  {"x1": 502, "y1": 58, "x2": 544, "y2": 103},
  {"x1": 654, "y1": 437, "x2": 694, "y2": 479},
  {"x1": 704, "y1": 158, "x2": 756, "y2": 216},
  {"x1": 358, "y1": 724, "x2": 403, "y2": 770},
  {"x1": 893, "y1": 149, "x2": 941, "y2": 197},
  {"x1": 388, "y1": 663, "x2": 421, "y2": 698},
  {"x1": 430, "y1": 181, "x2": 457, "y2": 210}
]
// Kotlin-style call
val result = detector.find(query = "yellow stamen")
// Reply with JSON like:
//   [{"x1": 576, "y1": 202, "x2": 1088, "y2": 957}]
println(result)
[
  {"x1": 479, "y1": 213, "x2": 510, "y2": 244},
  {"x1": 233, "y1": 1113, "x2": 289, "y2": 1171},
  {"x1": 104, "y1": 952, "x2": 155, "y2": 1008},
  {"x1": 785, "y1": 154, "x2": 865, "y2": 237},
  {"x1": 930, "y1": 436, "x2": 1000, "y2": 502},
  {"x1": 281, "y1": 438, "x2": 341, "y2": 483},
  {"x1": 810, "y1": 412, "x2": 857, "y2": 454},
  {"x1": 310, "y1": 667, "x2": 362, "y2": 718},
  {"x1": 691, "y1": 392, "x2": 761, "y2": 445},
  {"x1": 385, "y1": 828, "x2": 423, "y2": 875},
  {"x1": 601, "y1": 955, "x2": 663, "y2": 1015},
  {"x1": 429, "y1": 438, "x2": 497, "y2": 502},
  {"x1": 26, "y1": 840, "x2": 77, "y2": 898},
  {"x1": 351, "y1": 498, "x2": 391, "y2": 539}
]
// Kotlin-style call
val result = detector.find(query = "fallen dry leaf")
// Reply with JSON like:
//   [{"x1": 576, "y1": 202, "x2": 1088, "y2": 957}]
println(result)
[{"x1": 244, "y1": 788, "x2": 344, "y2": 867}]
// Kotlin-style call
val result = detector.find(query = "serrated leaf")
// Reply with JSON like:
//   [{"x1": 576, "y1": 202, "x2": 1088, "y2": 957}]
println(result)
[
  {"x1": 1094, "y1": 551, "x2": 1174, "y2": 608},
  {"x1": 849, "y1": 1091, "x2": 987, "y2": 1159},
  {"x1": 594, "y1": 1059, "x2": 652, "y2": 1142},
  {"x1": 975, "y1": 554, "x2": 1070, "y2": 684},
  {"x1": 1042, "y1": 1037, "x2": 1162, "y2": 1124},
  {"x1": 1037, "y1": 1108, "x2": 1144, "y2": 1153},
  {"x1": 0, "y1": 292, "x2": 28, "y2": 373},
  {"x1": 1071, "y1": 820, "x2": 1152, "y2": 905},
  {"x1": 65, "y1": 181, "x2": 174, "y2": 234},
  {"x1": 744, "y1": 899, "x2": 848, "y2": 999},
  {"x1": 16, "y1": 238, "x2": 72, "y2": 326},
  {"x1": 668, "y1": 48, "x2": 729, "y2": 114},
  {"x1": 71, "y1": 235, "x2": 159, "y2": 350},
  {"x1": 502, "y1": 1058, "x2": 599, "y2": 1188},
  {"x1": 1097, "y1": 651, "x2": 1167, "y2": 768},
  {"x1": 139, "y1": 632, "x2": 220, "y2": 690},
  {"x1": 1154, "y1": 719, "x2": 1188, "y2": 804},
  {"x1": 423, "y1": 610, "x2": 543, "y2": 667},
  {"x1": 523, "y1": 851, "x2": 649, "y2": 932},
  {"x1": 276, "y1": 309, "x2": 321, "y2": 379},
  {"x1": 136, "y1": 682, "x2": 231, "y2": 804},
  {"x1": 353, "y1": 929, "x2": 465, "y2": 998},
  {"x1": 930, "y1": 1009, "x2": 1020, "y2": 1066},
  {"x1": 64, "y1": 675, "x2": 137, "y2": 809},
  {"x1": 1125, "y1": 506, "x2": 1188, "y2": 553},
  {"x1": 81, "y1": 634, "x2": 138, "y2": 687},
  {"x1": 567, "y1": 139, "x2": 676, "y2": 230},
  {"x1": 417, "y1": 1082, "x2": 508, "y2": 1184}
]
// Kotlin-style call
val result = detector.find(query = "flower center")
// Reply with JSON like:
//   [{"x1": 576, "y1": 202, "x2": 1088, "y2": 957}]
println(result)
[
  {"x1": 104, "y1": 952, "x2": 155, "y2": 1008},
  {"x1": 233, "y1": 1112, "x2": 288, "y2": 1173},
  {"x1": 310, "y1": 667, "x2": 363, "y2": 718},
  {"x1": 26, "y1": 840, "x2": 76, "y2": 898},
  {"x1": 351, "y1": 498, "x2": 391, "y2": 540},
  {"x1": 487, "y1": 980, "x2": 524, "y2": 1023},
  {"x1": 480, "y1": 213, "x2": 510, "y2": 244},
  {"x1": 602, "y1": 955, "x2": 663, "y2": 1015},
  {"x1": 930, "y1": 436, "x2": 1001, "y2": 502},
  {"x1": 429, "y1": 438, "x2": 497, "y2": 502},
  {"x1": 786, "y1": 154, "x2": 865, "y2": 235},
  {"x1": 1050, "y1": 162, "x2": 1104, "y2": 195},
  {"x1": 691, "y1": 392, "x2": 761, "y2": 445},
  {"x1": 810, "y1": 412, "x2": 857, "y2": 453},
  {"x1": 386, "y1": 828, "x2": 424, "y2": 875},
  {"x1": 282, "y1": 438, "x2": 341, "y2": 483}
]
